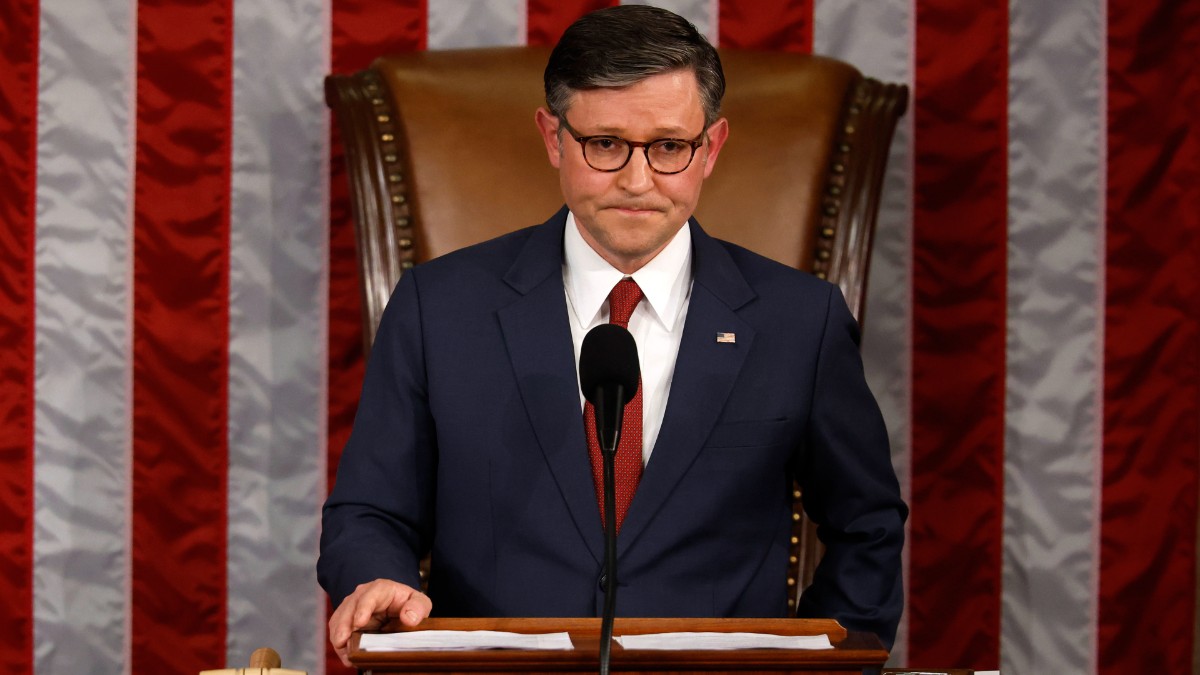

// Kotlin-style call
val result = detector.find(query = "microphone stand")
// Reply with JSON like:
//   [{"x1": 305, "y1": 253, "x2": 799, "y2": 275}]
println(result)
[{"x1": 595, "y1": 387, "x2": 622, "y2": 675}]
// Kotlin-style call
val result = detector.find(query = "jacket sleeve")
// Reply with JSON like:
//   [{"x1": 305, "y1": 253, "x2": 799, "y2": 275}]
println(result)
[
  {"x1": 317, "y1": 270, "x2": 436, "y2": 606},
  {"x1": 793, "y1": 285, "x2": 908, "y2": 648}
]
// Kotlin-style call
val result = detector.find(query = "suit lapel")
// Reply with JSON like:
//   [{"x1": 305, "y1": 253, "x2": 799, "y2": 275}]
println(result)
[
  {"x1": 617, "y1": 222, "x2": 757, "y2": 552},
  {"x1": 497, "y1": 210, "x2": 604, "y2": 564}
]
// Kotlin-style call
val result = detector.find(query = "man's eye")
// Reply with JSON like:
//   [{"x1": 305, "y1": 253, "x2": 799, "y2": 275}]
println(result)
[
  {"x1": 654, "y1": 140, "x2": 685, "y2": 154},
  {"x1": 589, "y1": 138, "x2": 622, "y2": 152}
]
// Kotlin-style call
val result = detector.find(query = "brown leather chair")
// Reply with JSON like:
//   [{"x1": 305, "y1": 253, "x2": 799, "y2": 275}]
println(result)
[{"x1": 326, "y1": 46, "x2": 907, "y2": 610}]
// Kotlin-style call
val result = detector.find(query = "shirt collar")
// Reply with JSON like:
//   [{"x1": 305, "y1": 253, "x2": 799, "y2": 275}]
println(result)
[{"x1": 563, "y1": 211, "x2": 693, "y2": 331}]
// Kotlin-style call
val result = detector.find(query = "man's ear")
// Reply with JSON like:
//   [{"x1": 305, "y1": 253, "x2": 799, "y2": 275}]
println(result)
[
  {"x1": 700, "y1": 117, "x2": 729, "y2": 179},
  {"x1": 534, "y1": 107, "x2": 563, "y2": 169}
]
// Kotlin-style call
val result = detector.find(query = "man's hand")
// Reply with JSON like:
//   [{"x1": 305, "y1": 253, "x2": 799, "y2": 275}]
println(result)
[{"x1": 328, "y1": 579, "x2": 432, "y2": 667}]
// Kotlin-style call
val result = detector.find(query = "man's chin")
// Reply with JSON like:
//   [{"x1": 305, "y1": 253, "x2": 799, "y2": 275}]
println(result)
[{"x1": 596, "y1": 235, "x2": 676, "y2": 271}]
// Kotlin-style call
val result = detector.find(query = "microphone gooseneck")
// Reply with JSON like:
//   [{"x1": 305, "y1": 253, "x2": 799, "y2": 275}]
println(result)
[{"x1": 578, "y1": 323, "x2": 640, "y2": 675}]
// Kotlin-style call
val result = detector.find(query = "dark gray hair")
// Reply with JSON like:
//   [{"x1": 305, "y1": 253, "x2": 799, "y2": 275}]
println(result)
[{"x1": 544, "y1": 5, "x2": 725, "y2": 128}]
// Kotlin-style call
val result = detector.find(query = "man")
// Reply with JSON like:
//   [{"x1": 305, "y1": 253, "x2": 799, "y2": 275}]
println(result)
[{"x1": 319, "y1": 5, "x2": 906, "y2": 667}]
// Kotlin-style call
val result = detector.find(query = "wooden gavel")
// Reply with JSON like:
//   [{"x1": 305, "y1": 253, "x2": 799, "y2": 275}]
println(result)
[{"x1": 199, "y1": 647, "x2": 307, "y2": 675}]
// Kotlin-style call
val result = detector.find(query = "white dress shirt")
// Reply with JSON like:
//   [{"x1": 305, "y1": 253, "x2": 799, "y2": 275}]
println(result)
[{"x1": 563, "y1": 211, "x2": 693, "y2": 466}]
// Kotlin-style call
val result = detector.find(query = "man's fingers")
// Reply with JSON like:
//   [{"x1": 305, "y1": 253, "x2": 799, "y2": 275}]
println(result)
[
  {"x1": 328, "y1": 612, "x2": 356, "y2": 667},
  {"x1": 336, "y1": 645, "x2": 354, "y2": 668},
  {"x1": 399, "y1": 589, "x2": 432, "y2": 626},
  {"x1": 353, "y1": 596, "x2": 380, "y2": 631},
  {"x1": 362, "y1": 580, "x2": 425, "y2": 628},
  {"x1": 327, "y1": 579, "x2": 432, "y2": 662},
  {"x1": 328, "y1": 598, "x2": 361, "y2": 650}
]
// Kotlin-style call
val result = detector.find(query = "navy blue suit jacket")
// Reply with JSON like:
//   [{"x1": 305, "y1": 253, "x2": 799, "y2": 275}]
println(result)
[{"x1": 318, "y1": 208, "x2": 906, "y2": 645}]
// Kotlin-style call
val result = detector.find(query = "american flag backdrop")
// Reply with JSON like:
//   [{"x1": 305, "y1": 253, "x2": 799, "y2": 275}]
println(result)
[{"x1": 1, "y1": 0, "x2": 1197, "y2": 673}]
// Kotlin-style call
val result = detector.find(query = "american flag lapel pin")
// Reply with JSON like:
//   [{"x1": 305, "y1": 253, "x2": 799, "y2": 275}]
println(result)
[{"x1": 715, "y1": 332, "x2": 736, "y2": 344}]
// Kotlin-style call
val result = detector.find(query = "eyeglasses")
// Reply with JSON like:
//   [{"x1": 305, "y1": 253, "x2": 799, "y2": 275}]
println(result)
[{"x1": 558, "y1": 117, "x2": 706, "y2": 175}]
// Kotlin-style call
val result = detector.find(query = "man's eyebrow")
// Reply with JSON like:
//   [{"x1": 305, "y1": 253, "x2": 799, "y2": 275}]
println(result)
[{"x1": 585, "y1": 124, "x2": 697, "y2": 137}]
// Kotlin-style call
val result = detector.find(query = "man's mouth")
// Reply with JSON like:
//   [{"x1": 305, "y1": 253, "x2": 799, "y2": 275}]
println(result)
[{"x1": 607, "y1": 204, "x2": 663, "y2": 214}]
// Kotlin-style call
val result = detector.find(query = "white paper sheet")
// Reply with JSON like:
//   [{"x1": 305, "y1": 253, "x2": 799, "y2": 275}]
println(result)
[
  {"x1": 359, "y1": 630, "x2": 574, "y2": 651},
  {"x1": 613, "y1": 632, "x2": 833, "y2": 650}
]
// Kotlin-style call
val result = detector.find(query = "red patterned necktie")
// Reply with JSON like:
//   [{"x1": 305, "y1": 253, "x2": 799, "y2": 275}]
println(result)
[{"x1": 584, "y1": 278, "x2": 644, "y2": 533}]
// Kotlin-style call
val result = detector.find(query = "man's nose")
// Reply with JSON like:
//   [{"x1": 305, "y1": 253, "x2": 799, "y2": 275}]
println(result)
[{"x1": 615, "y1": 149, "x2": 654, "y2": 193}]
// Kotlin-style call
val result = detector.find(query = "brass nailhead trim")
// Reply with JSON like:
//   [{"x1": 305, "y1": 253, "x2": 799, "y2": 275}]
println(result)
[{"x1": 359, "y1": 71, "x2": 417, "y2": 274}]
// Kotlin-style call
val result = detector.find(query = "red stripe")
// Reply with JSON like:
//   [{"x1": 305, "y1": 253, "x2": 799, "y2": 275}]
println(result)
[
  {"x1": 718, "y1": 1, "x2": 812, "y2": 52},
  {"x1": 0, "y1": 0, "x2": 38, "y2": 670},
  {"x1": 131, "y1": 0, "x2": 233, "y2": 671},
  {"x1": 325, "y1": 119, "x2": 366, "y2": 501},
  {"x1": 1100, "y1": 1, "x2": 1200, "y2": 672},
  {"x1": 526, "y1": 0, "x2": 617, "y2": 47},
  {"x1": 327, "y1": 2, "x2": 425, "y2": 672},
  {"x1": 331, "y1": 0, "x2": 426, "y2": 70},
  {"x1": 909, "y1": 2, "x2": 1008, "y2": 668}
]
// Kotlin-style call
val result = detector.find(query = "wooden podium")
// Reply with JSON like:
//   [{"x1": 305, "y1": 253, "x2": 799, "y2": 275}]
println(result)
[{"x1": 349, "y1": 617, "x2": 888, "y2": 674}]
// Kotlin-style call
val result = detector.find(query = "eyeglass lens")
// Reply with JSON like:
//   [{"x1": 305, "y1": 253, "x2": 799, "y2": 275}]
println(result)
[{"x1": 583, "y1": 137, "x2": 696, "y2": 173}]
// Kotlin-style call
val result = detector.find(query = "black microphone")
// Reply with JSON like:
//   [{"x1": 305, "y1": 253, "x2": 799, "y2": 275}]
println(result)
[
  {"x1": 580, "y1": 323, "x2": 640, "y2": 455},
  {"x1": 578, "y1": 323, "x2": 640, "y2": 675}
]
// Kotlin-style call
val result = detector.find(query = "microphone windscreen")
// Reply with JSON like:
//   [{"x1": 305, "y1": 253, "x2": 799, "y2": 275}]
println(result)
[{"x1": 579, "y1": 324, "x2": 640, "y2": 405}]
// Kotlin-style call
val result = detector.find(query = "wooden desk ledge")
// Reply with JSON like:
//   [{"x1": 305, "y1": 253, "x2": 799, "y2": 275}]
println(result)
[{"x1": 350, "y1": 617, "x2": 888, "y2": 674}]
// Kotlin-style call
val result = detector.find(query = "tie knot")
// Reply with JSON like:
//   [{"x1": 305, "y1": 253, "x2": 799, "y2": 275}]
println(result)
[{"x1": 608, "y1": 278, "x2": 643, "y2": 328}]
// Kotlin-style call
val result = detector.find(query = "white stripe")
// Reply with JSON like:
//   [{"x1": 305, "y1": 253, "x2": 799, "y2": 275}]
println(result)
[
  {"x1": 812, "y1": 0, "x2": 914, "y2": 666},
  {"x1": 1092, "y1": 4, "x2": 1107, "y2": 674},
  {"x1": 1003, "y1": 1, "x2": 1104, "y2": 673},
  {"x1": 622, "y1": 0, "x2": 719, "y2": 44},
  {"x1": 427, "y1": 0, "x2": 525, "y2": 50},
  {"x1": 33, "y1": 1, "x2": 136, "y2": 673},
  {"x1": 227, "y1": 1, "x2": 330, "y2": 672}
]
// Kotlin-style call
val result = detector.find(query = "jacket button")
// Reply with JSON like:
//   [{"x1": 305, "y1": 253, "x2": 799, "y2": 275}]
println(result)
[{"x1": 598, "y1": 573, "x2": 608, "y2": 590}]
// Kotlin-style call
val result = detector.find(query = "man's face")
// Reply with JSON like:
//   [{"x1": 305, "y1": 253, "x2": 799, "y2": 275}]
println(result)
[{"x1": 535, "y1": 69, "x2": 728, "y2": 273}]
